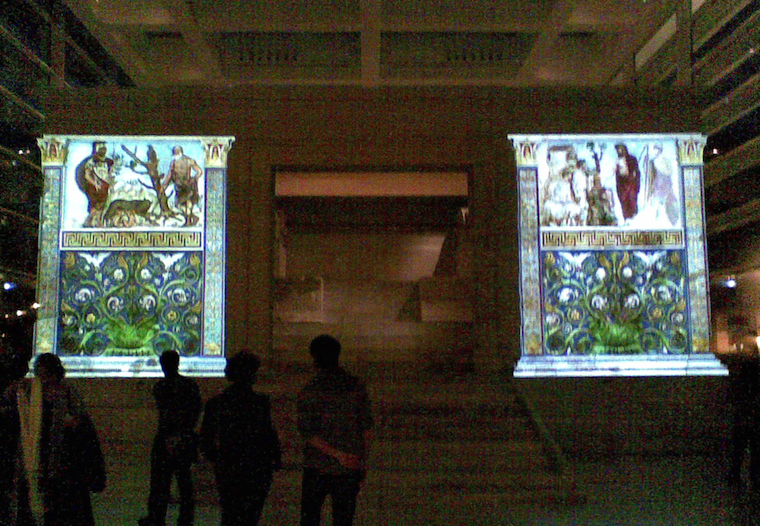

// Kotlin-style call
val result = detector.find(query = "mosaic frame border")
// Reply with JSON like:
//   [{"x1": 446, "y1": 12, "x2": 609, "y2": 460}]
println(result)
[
  {"x1": 509, "y1": 133, "x2": 723, "y2": 377},
  {"x1": 35, "y1": 135, "x2": 234, "y2": 376}
]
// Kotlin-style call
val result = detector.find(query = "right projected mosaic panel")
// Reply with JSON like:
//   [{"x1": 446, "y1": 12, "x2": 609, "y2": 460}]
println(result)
[{"x1": 509, "y1": 134, "x2": 721, "y2": 376}]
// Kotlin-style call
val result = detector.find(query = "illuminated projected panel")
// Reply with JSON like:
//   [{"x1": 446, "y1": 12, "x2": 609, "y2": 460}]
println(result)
[
  {"x1": 509, "y1": 134, "x2": 723, "y2": 377},
  {"x1": 35, "y1": 136, "x2": 234, "y2": 376}
]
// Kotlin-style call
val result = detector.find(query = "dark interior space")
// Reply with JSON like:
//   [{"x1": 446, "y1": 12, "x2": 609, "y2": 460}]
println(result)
[{"x1": 273, "y1": 172, "x2": 473, "y2": 365}]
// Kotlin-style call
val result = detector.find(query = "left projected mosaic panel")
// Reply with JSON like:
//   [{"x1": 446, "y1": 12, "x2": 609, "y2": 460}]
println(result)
[{"x1": 35, "y1": 135, "x2": 234, "y2": 376}]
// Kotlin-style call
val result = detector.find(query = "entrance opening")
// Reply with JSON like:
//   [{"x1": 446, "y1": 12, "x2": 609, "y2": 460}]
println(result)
[{"x1": 273, "y1": 170, "x2": 472, "y2": 370}]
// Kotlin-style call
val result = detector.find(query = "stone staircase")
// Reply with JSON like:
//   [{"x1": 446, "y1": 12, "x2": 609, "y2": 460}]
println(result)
[
  {"x1": 266, "y1": 372, "x2": 579, "y2": 524},
  {"x1": 367, "y1": 378, "x2": 577, "y2": 507},
  {"x1": 82, "y1": 372, "x2": 580, "y2": 525}
]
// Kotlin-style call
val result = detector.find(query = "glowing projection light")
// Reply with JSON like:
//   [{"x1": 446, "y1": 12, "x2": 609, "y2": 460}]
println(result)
[
  {"x1": 35, "y1": 135, "x2": 234, "y2": 377},
  {"x1": 509, "y1": 134, "x2": 724, "y2": 377}
]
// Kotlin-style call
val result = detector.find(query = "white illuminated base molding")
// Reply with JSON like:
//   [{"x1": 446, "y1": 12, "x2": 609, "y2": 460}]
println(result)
[
  {"x1": 514, "y1": 354, "x2": 727, "y2": 378},
  {"x1": 60, "y1": 356, "x2": 228, "y2": 378}
]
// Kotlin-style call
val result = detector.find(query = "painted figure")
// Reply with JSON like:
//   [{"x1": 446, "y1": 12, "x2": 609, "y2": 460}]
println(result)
[
  {"x1": 75, "y1": 142, "x2": 115, "y2": 227},
  {"x1": 586, "y1": 174, "x2": 617, "y2": 226},
  {"x1": 646, "y1": 143, "x2": 679, "y2": 226},
  {"x1": 163, "y1": 146, "x2": 203, "y2": 227},
  {"x1": 571, "y1": 157, "x2": 590, "y2": 224},
  {"x1": 543, "y1": 168, "x2": 582, "y2": 226},
  {"x1": 614, "y1": 143, "x2": 641, "y2": 223}
]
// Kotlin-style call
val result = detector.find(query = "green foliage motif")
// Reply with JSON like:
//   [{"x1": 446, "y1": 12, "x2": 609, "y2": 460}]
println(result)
[
  {"x1": 58, "y1": 251, "x2": 203, "y2": 357},
  {"x1": 542, "y1": 250, "x2": 687, "y2": 356}
]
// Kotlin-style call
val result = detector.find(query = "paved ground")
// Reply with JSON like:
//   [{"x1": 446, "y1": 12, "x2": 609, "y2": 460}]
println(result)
[{"x1": 92, "y1": 451, "x2": 749, "y2": 526}]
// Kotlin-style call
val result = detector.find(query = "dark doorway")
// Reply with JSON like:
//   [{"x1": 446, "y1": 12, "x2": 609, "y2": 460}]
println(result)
[{"x1": 273, "y1": 170, "x2": 472, "y2": 368}]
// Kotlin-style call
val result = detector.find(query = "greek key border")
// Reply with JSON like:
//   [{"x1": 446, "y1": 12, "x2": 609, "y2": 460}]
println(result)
[
  {"x1": 541, "y1": 230, "x2": 684, "y2": 250},
  {"x1": 61, "y1": 230, "x2": 203, "y2": 249}
]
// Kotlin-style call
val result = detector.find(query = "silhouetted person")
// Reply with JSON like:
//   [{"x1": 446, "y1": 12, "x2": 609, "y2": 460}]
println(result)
[
  {"x1": 3, "y1": 353, "x2": 105, "y2": 526},
  {"x1": 0, "y1": 347, "x2": 31, "y2": 525},
  {"x1": 200, "y1": 351, "x2": 281, "y2": 526},
  {"x1": 721, "y1": 348, "x2": 760, "y2": 492},
  {"x1": 139, "y1": 351, "x2": 202, "y2": 526},
  {"x1": 297, "y1": 335, "x2": 374, "y2": 526}
]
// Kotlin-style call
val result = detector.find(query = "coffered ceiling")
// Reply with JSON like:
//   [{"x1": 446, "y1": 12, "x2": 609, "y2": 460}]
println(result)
[{"x1": 62, "y1": 0, "x2": 677, "y2": 87}]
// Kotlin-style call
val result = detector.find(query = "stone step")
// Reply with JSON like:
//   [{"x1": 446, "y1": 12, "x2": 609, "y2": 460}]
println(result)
[
  {"x1": 104, "y1": 433, "x2": 544, "y2": 471},
  {"x1": 105, "y1": 439, "x2": 547, "y2": 477},
  {"x1": 274, "y1": 278, "x2": 474, "y2": 322},
  {"x1": 374, "y1": 408, "x2": 533, "y2": 441},
  {"x1": 374, "y1": 418, "x2": 536, "y2": 441},
  {"x1": 266, "y1": 388, "x2": 533, "y2": 442},
  {"x1": 91, "y1": 390, "x2": 534, "y2": 462},
  {"x1": 91, "y1": 464, "x2": 584, "y2": 526},
  {"x1": 104, "y1": 448, "x2": 563, "y2": 498},
  {"x1": 274, "y1": 320, "x2": 471, "y2": 336},
  {"x1": 374, "y1": 399, "x2": 526, "y2": 417},
  {"x1": 92, "y1": 375, "x2": 577, "y2": 521},
  {"x1": 91, "y1": 379, "x2": 537, "y2": 444},
  {"x1": 369, "y1": 440, "x2": 548, "y2": 472},
  {"x1": 275, "y1": 279, "x2": 418, "y2": 321}
]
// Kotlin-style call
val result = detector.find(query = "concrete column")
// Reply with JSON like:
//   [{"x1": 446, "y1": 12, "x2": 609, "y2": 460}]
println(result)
[
  {"x1": 361, "y1": 0, "x2": 381, "y2": 87},
  {"x1": 674, "y1": 0, "x2": 694, "y2": 86},
  {"x1": 50, "y1": 4, "x2": 67, "y2": 87}
]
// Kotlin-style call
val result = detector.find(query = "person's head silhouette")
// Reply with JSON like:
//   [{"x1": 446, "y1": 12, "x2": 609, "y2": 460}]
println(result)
[
  {"x1": 309, "y1": 334, "x2": 341, "y2": 369},
  {"x1": 159, "y1": 350, "x2": 180, "y2": 377}
]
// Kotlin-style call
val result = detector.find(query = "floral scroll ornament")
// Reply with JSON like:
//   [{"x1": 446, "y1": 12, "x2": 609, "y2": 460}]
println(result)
[
  {"x1": 542, "y1": 250, "x2": 687, "y2": 356},
  {"x1": 58, "y1": 251, "x2": 203, "y2": 357},
  {"x1": 677, "y1": 138, "x2": 705, "y2": 166},
  {"x1": 515, "y1": 139, "x2": 539, "y2": 166}
]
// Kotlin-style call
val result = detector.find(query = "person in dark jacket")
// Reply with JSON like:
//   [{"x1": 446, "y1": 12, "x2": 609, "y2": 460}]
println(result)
[
  {"x1": 297, "y1": 335, "x2": 374, "y2": 526},
  {"x1": 200, "y1": 351, "x2": 281, "y2": 526},
  {"x1": 139, "y1": 350, "x2": 202, "y2": 526},
  {"x1": 0, "y1": 349, "x2": 30, "y2": 525},
  {"x1": 720, "y1": 346, "x2": 760, "y2": 492},
  {"x1": 4, "y1": 353, "x2": 105, "y2": 526}
]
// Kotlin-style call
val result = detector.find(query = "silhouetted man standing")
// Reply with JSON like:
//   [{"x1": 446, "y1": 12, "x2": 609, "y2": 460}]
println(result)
[
  {"x1": 720, "y1": 345, "x2": 760, "y2": 493},
  {"x1": 200, "y1": 351, "x2": 281, "y2": 525},
  {"x1": 297, "y1": 335, "x2": 373, "y2": 526},
  {"x1": 140, "y1": 351, "x2": 202, "y2": 526}
]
